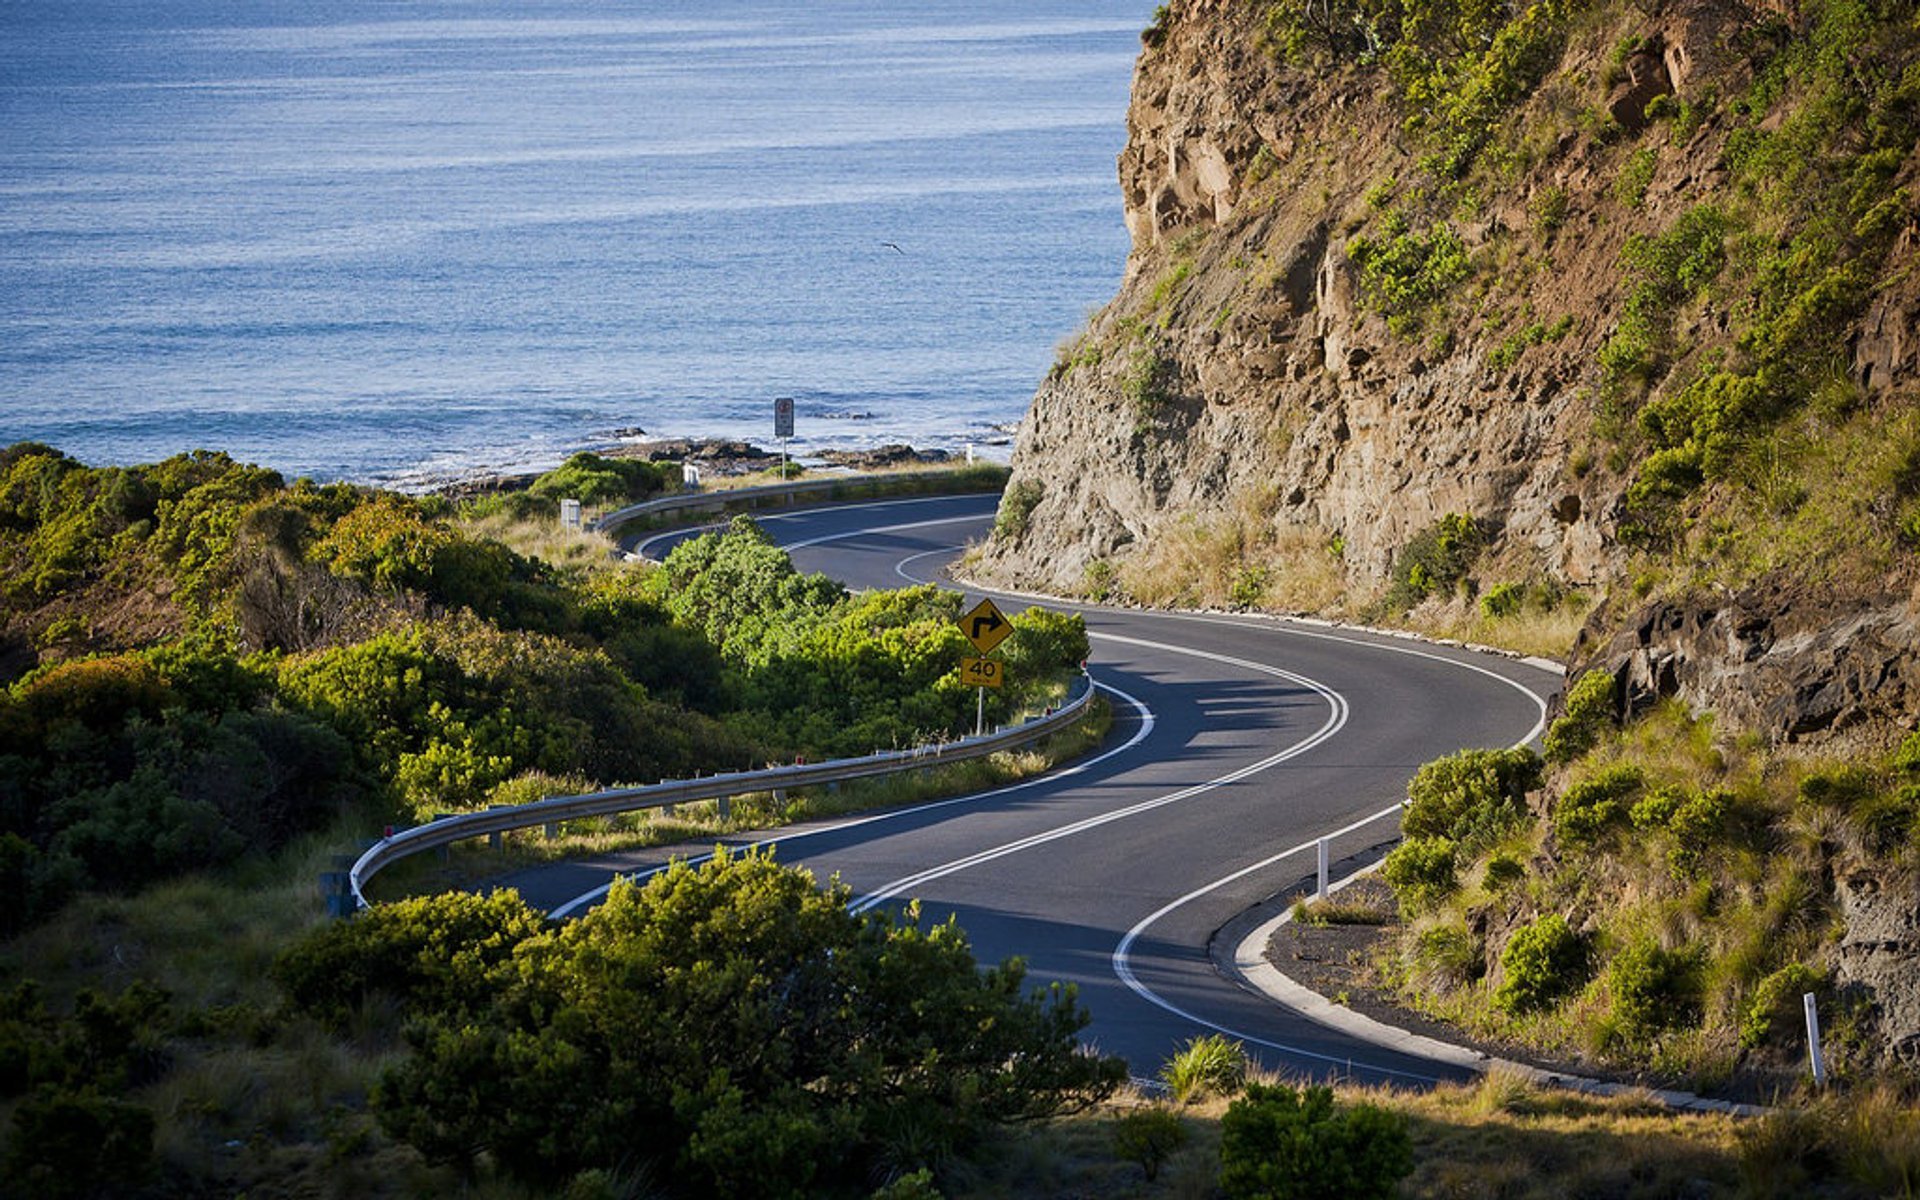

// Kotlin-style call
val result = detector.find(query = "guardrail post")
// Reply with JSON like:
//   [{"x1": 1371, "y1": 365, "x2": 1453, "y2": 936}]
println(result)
[
  {"x1": 319, "y1": 871, "x2": 354, "y2": 919},
  {"x1": 544, "y1": 821, "x2": 560, "y2": 839},
  {"x1": 1316, "y1": 837, "x2": 1330, "y2": 902},
  {"x1": 717, "y1": 795, "x2": 730, "y2": 821}
]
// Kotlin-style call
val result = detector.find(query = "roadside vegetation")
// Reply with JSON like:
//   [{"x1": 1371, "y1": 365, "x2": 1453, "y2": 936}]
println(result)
[
  {"x1": 1372, "y1": 689, "x2": 1920, "y2": 1095},
  {"x1": 0, "y1": 442, "x2": 1091, "y2": 1197}
]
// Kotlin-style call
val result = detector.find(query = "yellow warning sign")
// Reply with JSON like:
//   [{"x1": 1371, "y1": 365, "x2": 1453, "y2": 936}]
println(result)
[
  {"x1": 959, "y1": 597, "x2": 1013, "y2": 654},
  {"x1": 960, "y1": 657, "x2": 1004, "y2": 689}
]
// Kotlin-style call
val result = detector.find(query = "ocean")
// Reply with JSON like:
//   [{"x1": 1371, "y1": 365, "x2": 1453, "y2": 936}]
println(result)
[{"x1": 0, "y1": 1, "x2": 1141, "y2": 490}]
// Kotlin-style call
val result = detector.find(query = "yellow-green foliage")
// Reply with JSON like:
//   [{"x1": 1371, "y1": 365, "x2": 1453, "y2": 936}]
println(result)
[
  {"x1": 0, "y1": 449, "x2": 1083, "y2": 933},
  {"x1": 1378, "y1": 699, "x2": 1912, "y2": 1079},
  {"x1": 1263, "y1": 0, "x2": 1571, "y2": 178},
  {"x1": 1610, "y1": 0, "x2": 1920, "y2": 553},
  {"x1": 283, "y1": 850, "x2": 1126, "y2": 1193},
  {"x1": 1347, "y1": 210, "x2": 1471, "y2": 336}
]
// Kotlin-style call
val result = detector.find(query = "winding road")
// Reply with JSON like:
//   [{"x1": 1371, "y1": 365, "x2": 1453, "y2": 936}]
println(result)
[{"x1": 494, "y1": 493, "x2": 1562, "y2": 1085}]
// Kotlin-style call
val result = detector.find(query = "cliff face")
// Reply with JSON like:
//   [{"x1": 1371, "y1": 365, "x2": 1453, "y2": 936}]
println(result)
[
  {"x1": 979, "y1": 0, "x2": 1920, "y2": 1068},
  {"x1": 976, "y1": 0, "x2": 1920, "y2": 744}
]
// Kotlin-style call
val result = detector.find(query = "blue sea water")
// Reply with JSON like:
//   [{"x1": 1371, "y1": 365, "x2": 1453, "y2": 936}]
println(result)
[{"x1": 0, "y1": 1, "x2": 1141, "y2": 489}]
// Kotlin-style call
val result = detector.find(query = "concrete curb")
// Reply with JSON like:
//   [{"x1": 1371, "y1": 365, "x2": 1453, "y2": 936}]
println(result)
[{"x1": 1217, "y1": 862, "x2": 1769, "y2": 1117}]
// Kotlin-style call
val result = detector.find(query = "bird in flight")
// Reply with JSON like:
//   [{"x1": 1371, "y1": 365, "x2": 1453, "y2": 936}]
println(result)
[{"x1": 881, "y1": 241, "x2": 906, "y2": 254}]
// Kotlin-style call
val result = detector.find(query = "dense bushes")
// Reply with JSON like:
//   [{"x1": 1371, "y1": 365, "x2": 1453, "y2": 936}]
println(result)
[
  {"x1": 1493, "y1": 914, "x2": 1587, "y2": 1015},
  {"x1": 1386, "y1": 513, "x2": 1484, "y2": 607},
  {"x1": 525, "y1": 452, "x2": 670, "y2": 509},
  {"x1": 1218, "y1": 1081, "x2": 1412, "y2": 1200},
  {"x1": 273, "y1": 890, "x2": 546, "y2": 1024},
  {"x1": 0, "y1": 448, "x2": 1087, "y2": 931},
  {"x1": 0, "y1": 647, "x2": 362, "y2": 923},
  {"x1": 1384, "y1": 747, "x2": 1541, "y2": 909},
  {"x1": 1543, "y1": 669, "x2": 1615, "y2": 763},
  {"x1": 1263, "y1": 0, "x2": 1570, "y2": 178},
  {"x1": 665, "y1": 518, "x2": 1088, "y2": 756},
  {"x1": 1551, "y1": 764, "x2": 1643, "y2": 847},
  {"x1": 0, "y1": 981, "x2": 171, "y2": 1198},
  {"x1": 280, "y1": 851, "x2": 1124, "y2": 1194},
  {"x1": 1606, "y1": 939, "x2": 1706, "y2": 1044},
  {"x1": 278, "y1": 616, "x2": 746, "y2": 817}
]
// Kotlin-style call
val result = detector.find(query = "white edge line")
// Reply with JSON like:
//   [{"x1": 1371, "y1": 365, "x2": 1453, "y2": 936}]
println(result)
[
  {"x1": 629, "y1": 494, "x2": 996, "y2": 561},
  {"x1": 847, "y1": 634, "x2": 1349, "y2": 913},
  {"x1": 547, "y1": 680, "x2": 1156, "y2": 920}
]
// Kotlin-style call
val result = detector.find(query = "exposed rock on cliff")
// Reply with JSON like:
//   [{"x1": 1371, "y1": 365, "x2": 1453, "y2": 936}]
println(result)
[
  {"x1": 977, "y1": 0, "x2": 1920, "y2": 695},
  {"x1": 979, "y1": 0, "x2": 1920, "y2": 1072},
  {"x1": 1582, "y1": 578, "x2": 1920, "y2": 744}
]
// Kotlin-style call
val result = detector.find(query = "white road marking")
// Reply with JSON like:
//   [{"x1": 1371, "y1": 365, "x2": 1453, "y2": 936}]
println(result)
[
  {"x1": 1107, "y1": 801, "x2": 1446, "y2": 1084},
  {"x1": 849, "y1": 634, "x2": 1349, "y2": 912},
  {"x1": 547, "y1": 681, "x2": 1157, "y2": 919},
  {"x1": 629, "y1": 494, "x2": 992, "y2": 561}
]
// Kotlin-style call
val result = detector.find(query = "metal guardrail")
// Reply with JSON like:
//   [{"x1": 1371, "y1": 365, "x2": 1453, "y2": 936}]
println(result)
[
  {"x1": 348, "y1": 671, "x2": 1096, "y2": 909},
  {"x1": 589, "y1": 469, "x2": 1000, "y2": 536}
]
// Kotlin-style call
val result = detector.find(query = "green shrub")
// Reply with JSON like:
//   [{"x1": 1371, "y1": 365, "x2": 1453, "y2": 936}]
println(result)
[
  {"x1": 273, "y1": 889, "x2": 546, "y2": 1024},
  {"x1": 525, "y1": 452, "x2": 669, "y2": 509},
  {"x1": 1614, "y1": 146, "x2": 1658, "y2": 209},
  {"x1": 1349, "y1": 213, "x2": 1470, "y2": 334},
  {"x1": 1123, "y1": 347, "x2": 1176, "y2": 432},
  {"x1": 1160, "y1": 1034, "x2": 1247, "y2": 1103},
  {"x1": 871, "y1": 1168, "x2": 944, "y2": 1200},
  {"x1": 1494, "y1": 914, "x2": 1588, "y2": 1015},
  {"x1": 1218, "y1": 1081, "x2": 1413, "y2": 1200},
  {"x1": 1478, "y1": 581, "x2": 1525, "y2": 618},
  {"x1": 367, "y1": 851, "x2": 1124, "y2": 1193},
  {"x1": 1382, "y1": 836, "x2": 1459, "y2": 911},
  {"x1": 1531, "y1": 185, "x2": 1569, "y2": 234},
  {"x1": 1799, "y1": 766, "x2": 1876, "y2": 810},
  {"x1": 1890, "y1": 729, "x2": 1920, "y2": 775},
  {"x1": 1544, "y1": 669, "x2": 1616, "y2": 763},
  {"x1": 1482, "y1": 853, "x2": 1525, "y2": 892},
  {"x1": 1142, "y1": 3, "x2": 1173, "y2": 48},
  {"x1": 1629, "y1": 784, "x2": 1687, "y2": 829},
  {"x1": 1403, "y1": 747, "x2": 1542, "y2": 847},
  {"x1": 1664, "y1": 788, "x2": 1739, "y2": 876},
  {"x1": 1607, "y1": 939, "x2": 1705, "y2": 1043},
  {"x1": 993, "y1": 480, "x2": 1044, "y2": 540},
  {"x1": 5, "y1": 1086, "x2": 156, "y2": 1200},
  {"x1": 1552, "y1": 765, "x2": 1643, "y2": 847},
  {"x1": 1113, "y1": 1106, "x2": 1188, "y2": 1181},
  {"x1": 1740, "y1": 963, "x2": 1827, "y2": 1049},
  {"x1": 1387, "y1": 513, "x2": 1484, "y2": 605}
]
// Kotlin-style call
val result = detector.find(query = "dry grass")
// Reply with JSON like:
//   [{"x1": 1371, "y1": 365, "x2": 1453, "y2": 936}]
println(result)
[
  {"x1": 1291, "y1": 894, "x2": 1396, "y2": 926},
  {"x1": 1116, "y1": 495, "x2": 1351, "y2": 616},
  {"x1": 948, "y1": 1071, "x2": 1749, "y2": 1200},
  {"x1": 456, "y1": 508, "x2": 621, "y2": 572},
  {"x1": 1414, "y1": 595, "x2": 1596, "y2": 660}
]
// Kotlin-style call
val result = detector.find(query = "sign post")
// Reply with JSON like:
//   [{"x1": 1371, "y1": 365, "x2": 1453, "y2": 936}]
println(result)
[
  {"x1": 958, "y1": 598, "x2": 1014, "y2": 736},
  {"x1": 773, "y1": 396, "x2": 795, "y2": 482}
]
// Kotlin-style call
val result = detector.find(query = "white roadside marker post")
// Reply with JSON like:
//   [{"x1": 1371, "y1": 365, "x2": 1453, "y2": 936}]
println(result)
[
  {"x1": 1316, "y1": 836, "x2": 1330, "y2": 903},
  {"x1": 1805, "y1": 991, "x2": 1828, "y2": 1086}
]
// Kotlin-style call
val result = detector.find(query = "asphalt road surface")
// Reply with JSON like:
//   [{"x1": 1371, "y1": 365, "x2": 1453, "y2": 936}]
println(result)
[{"x1": 494, "y1": 493, "x2": 1562, "y2": 1085}]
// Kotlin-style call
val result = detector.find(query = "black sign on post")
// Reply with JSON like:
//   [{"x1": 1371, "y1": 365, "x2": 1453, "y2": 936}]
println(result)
[{"x1": 773, "y1": 396, "x2": 795, "y2": 439}]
